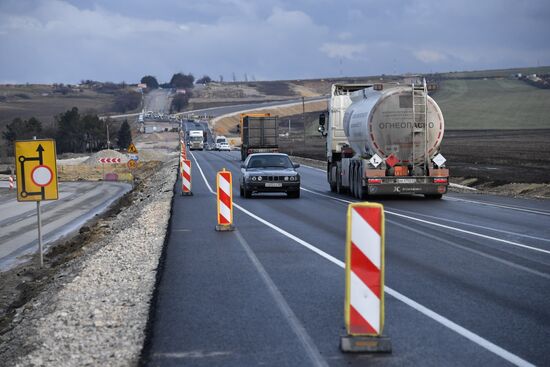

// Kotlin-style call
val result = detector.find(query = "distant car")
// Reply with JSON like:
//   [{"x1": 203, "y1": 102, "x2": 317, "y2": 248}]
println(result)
[
  {"x1": 219, "y1": 143, "x2": 231, "y2": 151},
  {"x1": 240, "y1": 153, "x2": 300, "y2": 198}
]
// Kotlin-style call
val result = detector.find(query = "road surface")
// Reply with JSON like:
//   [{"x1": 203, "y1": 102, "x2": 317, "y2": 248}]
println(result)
[
  {"x1": 144, "y1": 88, "x2": 173, "y2": 114},
  {"x1": 0, "y1": 181, "x2": 131, "y2": 269},
  {"x1": 143, "y1": 150, "x2": 550, "y2": 366}
]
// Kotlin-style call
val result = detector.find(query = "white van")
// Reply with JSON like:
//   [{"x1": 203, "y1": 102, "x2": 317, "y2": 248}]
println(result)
[{"x1": 215, "y1": 136, "x2": 228, "y2": 151}]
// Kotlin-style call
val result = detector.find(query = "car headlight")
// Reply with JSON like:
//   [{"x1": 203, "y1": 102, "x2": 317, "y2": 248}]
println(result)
[
  {"x1": 284, "y1": 176, "x2": 289, "y2": 181},
  {"x1": 257, "y1": 176, "x2": 263, "y2": 181},
  {"x1": 289, "y1": 176, "x2": 295, "y2": 181},
  {"x1": 251, "y1": 176, "x2": 257, "y2": 181}
]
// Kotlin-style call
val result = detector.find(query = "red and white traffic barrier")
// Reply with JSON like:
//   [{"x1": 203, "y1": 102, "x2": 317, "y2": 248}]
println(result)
[
  {"x1": 181, "y1": 159, "x2": 192, "y2": 196},
  {"x1": 341, "y1": 202, "x2": 391, "y2": 352},
  {"x1": 9, "y1": 175, "x2": 14, "y2": 190},
  {"x1": 216, "y1": 169, "x2": 234, "y2": 231},
  {"x1": 98, "y1": 157, "x2": 122, "y2": 163},
  {"x1": 181, "y1": 139, "x2": 187, "y2": 160}
]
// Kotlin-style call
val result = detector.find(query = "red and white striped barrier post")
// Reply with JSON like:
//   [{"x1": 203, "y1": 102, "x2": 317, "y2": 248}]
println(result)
[
  {"x1": 341, "y1": 202, "x2": 392, "y2": 353},
  {"x1": 181, "y1": 139, "x2": 187, "y2": 160},
  {"x1": 215, "y1": 168, "x2": 234, "y2": 231},
  {"x1": 9, "y1": 175, "x2": 14, "y2": 190},
  {"x1": 179, "y1": 139, "x2": 187, "y2": 172},
  {"x1": 181, "y1": 159, "x2": 192, "y2": 196}
]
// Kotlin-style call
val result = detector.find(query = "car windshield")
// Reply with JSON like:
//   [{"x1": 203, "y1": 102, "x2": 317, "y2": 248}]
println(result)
[{"x1": 248, "y1": 155, "x2": 292, "y2": 169}]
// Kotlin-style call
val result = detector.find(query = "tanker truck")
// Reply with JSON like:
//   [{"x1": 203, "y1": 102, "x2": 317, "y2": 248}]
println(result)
[{"x1": 318, "y1": 80, "x2": 449, "y2": 199}]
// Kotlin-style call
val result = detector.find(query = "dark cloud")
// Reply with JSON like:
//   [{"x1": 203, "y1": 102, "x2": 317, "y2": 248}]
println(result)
[{"x1": 0, "y1": 0, "x2": 548, "y2": 83}]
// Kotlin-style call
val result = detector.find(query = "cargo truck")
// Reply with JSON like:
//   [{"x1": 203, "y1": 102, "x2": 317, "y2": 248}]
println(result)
[
  {"x1": 189, "y1": 130, "x2": 204, "y2": 150},
  {"x1": 240, "y1": 113, "x2": 279, "y2": 161},
  {"x1": 318, "y1": 80, "x2": 449, "y2": 199}
]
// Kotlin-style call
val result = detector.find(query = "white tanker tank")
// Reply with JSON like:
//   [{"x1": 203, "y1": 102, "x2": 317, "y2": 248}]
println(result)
[
  {"x1": 342, "y1": 85, "x2": 445, "y2": 164},
  {"x1": 320, "y1": 81, "x2": 449, "y2": 199}
]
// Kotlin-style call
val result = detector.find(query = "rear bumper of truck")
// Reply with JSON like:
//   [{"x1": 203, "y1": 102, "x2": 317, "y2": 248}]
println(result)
[{"x1": 365, "y1": 177, "x2": 448, "y2": 196}]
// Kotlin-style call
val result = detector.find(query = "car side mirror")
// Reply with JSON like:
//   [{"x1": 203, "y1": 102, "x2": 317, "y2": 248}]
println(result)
[
  {"x1": 293, "y1": 163, "x2": 300, "y2": 168},
  {"x1": 241, "y1": 163, "x2": 246, "y2": 168}
]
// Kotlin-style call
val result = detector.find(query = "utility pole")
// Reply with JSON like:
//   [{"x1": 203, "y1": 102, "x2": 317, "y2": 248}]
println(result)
[
  {"x1": 106, "y1": 120, "x2": 110, "y2": 149},
  {"x1": 302, "y1": 96, "x2": 306, "y2": 145}
]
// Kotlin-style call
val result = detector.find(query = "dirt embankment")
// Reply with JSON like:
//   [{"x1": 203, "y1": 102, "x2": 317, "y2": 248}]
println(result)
[{"x1": 211, "y1": 100, "x2": 327, "y2": 137}]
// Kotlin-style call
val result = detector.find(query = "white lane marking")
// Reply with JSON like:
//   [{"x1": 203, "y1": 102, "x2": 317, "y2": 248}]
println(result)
[
  {"x1": 153, "y1": 351, "x2": 233, "y2": 359},
  {"x1": 384, "y1": 288, "x2": 534, "y2": 367},
  {"x1": 388, "y1": 211, "x2": 550, "y2": 255},
  {"x1": 191, "y1": 151, "x2": 535, "y2": 367},
  {"x1": 387, "y1": 219, "x2": 550, "y2": 280},
  {"x1": 445, "y1": 196, "x2": 550, "y2": 217},
  {"x1": 449, "y1": 183, "x2": 477, "y2": 191},
  {"x1": 388, "y1": 207, "x2": 550, "y2": 244},
  {"x1": 300, "y1": 188, "x2": 550, "y2": 256},
  {"x1": 299, "y1": 164, "x2": 325, "y2": 173},
  {"x1": 234, "y1": 230, "x2": 328, "y2": 367},
  {"x1": 190, "y1": 151, "x2": 215, "y2": 194}
]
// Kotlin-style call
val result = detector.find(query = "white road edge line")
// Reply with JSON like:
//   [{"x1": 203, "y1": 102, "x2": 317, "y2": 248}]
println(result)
[
  {"x1": 234, "y1": 230, "x2": 328, "y2": 367},
  {"x1": 300, "y1": 187, "x2": 550, "y2": 256},
  {"x1": 444, "y1": 197, "x2": 550, "y2": 216},
  {"x1": 387, "y1": 219, "x2": 550, "y2": 280},
  {"x1": 387, "y1": 207, "x2": 550, "y2": 244},
  {"x1": 190, "y1": 151, "x2": 535, "y2": 367}
]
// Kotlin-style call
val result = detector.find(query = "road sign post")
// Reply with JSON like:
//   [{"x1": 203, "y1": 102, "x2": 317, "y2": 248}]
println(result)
[
  {"x1": 341, "y1": 202, "x2": 392, "y2": 353},
  {"x1": 15, "y1": 139, "x2": 59, "y2": 268}
]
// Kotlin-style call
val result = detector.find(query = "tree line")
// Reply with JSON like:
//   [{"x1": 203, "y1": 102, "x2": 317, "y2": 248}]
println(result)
[{"x1": 2, "y1": 107, "x2": 132, "y2": 156}]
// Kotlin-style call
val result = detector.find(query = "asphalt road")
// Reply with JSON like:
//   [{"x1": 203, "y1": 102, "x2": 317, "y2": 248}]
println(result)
[
  {"x1": 142, "y1": 150, "x2": 550, "y2": 366},
  {"x1": 0, "y1": 181, "x2": 131, "y2": 269},
  {"x1": 144, "y1": 89, "x2": 173, "y2": 114}
]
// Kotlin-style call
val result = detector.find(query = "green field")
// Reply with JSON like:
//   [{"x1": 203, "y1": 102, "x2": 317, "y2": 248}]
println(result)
[
  {"x1": 437, "y1": 66, "x2": 550, "y2": 79},
  {"x1": 433, "y1": 79, "x2": 550, "y2": 129}
]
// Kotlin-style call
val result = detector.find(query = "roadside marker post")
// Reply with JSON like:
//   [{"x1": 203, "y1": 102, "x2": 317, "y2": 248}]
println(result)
[
  {"x1": 181, "y1": 159, "x2": 192, "y2": 196},
  {"x1": 179, "y1": 139, "x2": 187, "y2": 172},
  {"x1": 14, "y1": 138, "x2": 59, "y2": 268},
  {"x1": 215, "y1": 168, "x2": 234, "y2": 231},
  {"x1": 341, "y1": 202, "x2": 392, "y2": 353},
  {"x1": 9, "y1": 175, "x2": 14, "y2": 190}
]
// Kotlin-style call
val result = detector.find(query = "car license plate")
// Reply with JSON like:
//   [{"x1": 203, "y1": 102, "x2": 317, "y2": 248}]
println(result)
[
  {"x1": 397, "y1": 178, "x2": 416, "y2": 184},
  {"x1": 265, "y1": 183, "x2": 282, "y2": 187}
]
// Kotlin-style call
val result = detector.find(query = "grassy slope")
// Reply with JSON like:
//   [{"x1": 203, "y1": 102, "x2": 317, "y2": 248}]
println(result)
[
  {"x1": 0, "y1": 85, "x2": 117, "y2": 130},
  {"x1": 434, "y1": 79, "x2": 550, "y2": 129}
]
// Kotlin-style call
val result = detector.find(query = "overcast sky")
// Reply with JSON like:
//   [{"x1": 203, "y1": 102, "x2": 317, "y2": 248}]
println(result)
[{"x1": 1, "y1": 0, "x2": 549, "y2": 84}]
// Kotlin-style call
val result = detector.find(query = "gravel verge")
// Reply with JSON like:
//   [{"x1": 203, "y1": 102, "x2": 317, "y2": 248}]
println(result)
[{"x1": 0, "y1": 157, "x2": 178, "y2": 366}]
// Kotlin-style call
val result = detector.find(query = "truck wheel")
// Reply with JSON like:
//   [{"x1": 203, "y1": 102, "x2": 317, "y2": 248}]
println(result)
[
  {"x1": 353, "y1": 165, "x2": 361, "y2": 199},
  {"x1": 329, "y1": 171, "x2": 337, "y2": 192},
  {"x1": 336, "y1": 169, "x2": 344, "y2": 194},
  {"x1": 425, "y1": 194, "x2": 443, "y2": 200},
  {"x1": 350, "y1": 165, "x2": 356, "y2": 198}
]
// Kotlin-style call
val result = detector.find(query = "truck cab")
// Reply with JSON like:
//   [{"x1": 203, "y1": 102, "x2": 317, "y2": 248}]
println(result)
[{"x1": 189, "y1": 130, "x2": 204, "y2": 150}]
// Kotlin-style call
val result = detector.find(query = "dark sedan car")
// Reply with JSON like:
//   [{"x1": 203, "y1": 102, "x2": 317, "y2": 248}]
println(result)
[{"x1": 240, "y1": 153, "x2": 300, "y2": 198}]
